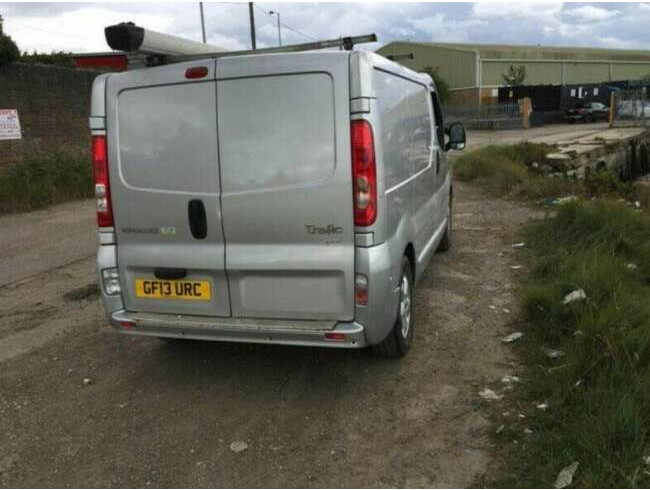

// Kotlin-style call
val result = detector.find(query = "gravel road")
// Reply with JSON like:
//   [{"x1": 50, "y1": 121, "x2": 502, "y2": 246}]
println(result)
[
  {"x1": 0, "y1": 182, "x2": 538, "y2": 487},
  {"x1": 0, "y1": 200, "x2": 95, "y2": 287}
]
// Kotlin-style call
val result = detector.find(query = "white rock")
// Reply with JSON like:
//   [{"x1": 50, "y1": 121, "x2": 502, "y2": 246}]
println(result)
[
  {"x1": 82, "y1": 378, "x2": 93, "y2": 386},
  {"x1": 536, "y1": 402, "x2": 549, "y2": 410},
  {"x1": 230, "y1": 441, "x2": 248, "y2": 453},
  {"x1": 544, "y1": 348, "x2": 565, "y2": 359},
  {"x1": 502, "y1": 332, "x2": 524, "y2": 343},
  {"x1": 626, "y1": 263, "x2": 638, "y2": 270},
  {"x1": 644, "y1": 455, "x2": 650, "y2": 465},
  {"x1": 524, "y1": 428, "x2": 534, "y2": 434},
  {"x1": 511, "y1": 242, "x2": 526, "y2": 248},
  {"x1": 510, "y1": 265, "x2": 524, "y2": 270},
  {"x1": 501, "y1": 375, "x2": 521, "y2": 384},
  {"x1": 502, "y1": 308, "x2": 511, "y2": 314},
  {"x1": 554, "y1": 461, "x2": 579, "y2": 489},
  {"x1": 479, "y1": 389, "x2": 502, "y2": 401},
  {"x1": 635, "y1": 201, "x2": 641, "y2": 209},
  {"x1": 553, "y1": 196, "x2": 578, "y2": 205},
  {"x1": 563, "y1": 289, "x2": 586, "y2": 305}
]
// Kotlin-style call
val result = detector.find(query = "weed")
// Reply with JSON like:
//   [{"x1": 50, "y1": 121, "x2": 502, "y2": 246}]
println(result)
[
  {"x1": 454, "y1": 143, "x2": 579, "y2": 201},
  {"x1": 0, "y1": 144, "x2": 91, "y2": 213},
  {"x1": 494, "y1": 201, "x2": 650, "y2": 487},
  {"x1": 455, "y1": 143, "x2": 647, "y2": 206}
]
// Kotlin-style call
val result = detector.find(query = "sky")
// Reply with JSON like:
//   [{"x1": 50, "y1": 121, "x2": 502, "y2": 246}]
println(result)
[{"x1": 1, "y1": 2, "x2": 650, "y2": 54}]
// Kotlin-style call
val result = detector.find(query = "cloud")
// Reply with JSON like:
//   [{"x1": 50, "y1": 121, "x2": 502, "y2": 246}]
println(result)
[
  {"x1": 1, "y1": 2, "x2": 649, "y2": 55},
  {"x1": 408, "y1": 14, "x2": 485, "y2": 43},
  {"x1": 471, "y1": 2, "x2": 563, "y2": 20},
  {"x1": 564, "y1": 5, "x2": 620, "y2": 22}
]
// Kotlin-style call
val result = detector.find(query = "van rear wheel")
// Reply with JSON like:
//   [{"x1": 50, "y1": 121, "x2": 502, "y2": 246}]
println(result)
[{"x1": 371, "y1": 257, "x2": 414, "y2": 358}]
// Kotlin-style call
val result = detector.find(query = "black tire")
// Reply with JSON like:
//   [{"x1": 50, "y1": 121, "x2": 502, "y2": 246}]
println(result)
[
  {"x1": 437, "y1": 191, "x2": 452, "y2": 253},
  {"x1": 371, "y1": 257, "x2": 414, "y2": 358}
]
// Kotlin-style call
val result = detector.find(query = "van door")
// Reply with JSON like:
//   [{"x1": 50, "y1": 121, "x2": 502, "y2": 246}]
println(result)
[
  {"x1": 106, "y1": 61, "x2": 231, "y2": 317},
  {"x1": 431, "y1": 90, "x2": 450, "y2": 229},
  {"x1": 216, "y1": 53, "x2": 355, "y2": 320}
]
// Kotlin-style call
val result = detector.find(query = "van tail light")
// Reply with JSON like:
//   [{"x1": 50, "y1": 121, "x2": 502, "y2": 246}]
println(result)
[
  {"x1": 92, "y1": 135, "x2": 113, "y2": 227},
  {"x1": 351, "y1": 120, "x2": 377, "y2": 226},
  {"x1": 355, "y1": 274, "x2": 368, "y2": 306}
]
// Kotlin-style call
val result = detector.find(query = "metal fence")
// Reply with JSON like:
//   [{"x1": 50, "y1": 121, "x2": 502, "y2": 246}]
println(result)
[
  {"x1": 610, "y1": 89, "x2": 650, "y2": 128},
  {"x1": 443, "y1": 102, "x2": 523, "y2": 130}
]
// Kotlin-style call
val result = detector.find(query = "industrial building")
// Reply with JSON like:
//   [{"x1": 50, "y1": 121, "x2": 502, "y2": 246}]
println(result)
[{"x1": 377, "y1": 41, "x2": 650, "y2": 106}]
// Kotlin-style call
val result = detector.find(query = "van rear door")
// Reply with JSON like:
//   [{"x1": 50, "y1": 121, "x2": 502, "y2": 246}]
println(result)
[
  {"x1": 106, "y1": 61, "x2": 231, "y2": 317},
  {"x1": 216, "y1": 53, "x2": 355, "y2": 320}
]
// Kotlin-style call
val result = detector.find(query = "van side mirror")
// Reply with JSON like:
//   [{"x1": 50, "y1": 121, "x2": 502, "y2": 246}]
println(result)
[{"x1": 445, "y1": 122, "x2": 466, "y2": 151}]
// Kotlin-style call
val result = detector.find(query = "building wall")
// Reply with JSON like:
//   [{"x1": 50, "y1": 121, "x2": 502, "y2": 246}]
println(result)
[
  {"x1": 446, "y1": 87, "x2": 480, "y2": 107},
  {"x1": 376, "y1": 42, "x2": 477, "y2": 89},
  {"x1": 378, "y1": 43, "x2": 650, "y2": 100},
  {"x1": 612, "y1": 63, "x2": 650, "y2": 81},
  {"x1": 0, "y1": 63, "x2": 98, "y2": 165},
  {"x1": 481, "y1": 61, "x2": 563, "y2": 86},
  {"x1": 563, "y1": 62, "x2": 611, "y2": 84}
]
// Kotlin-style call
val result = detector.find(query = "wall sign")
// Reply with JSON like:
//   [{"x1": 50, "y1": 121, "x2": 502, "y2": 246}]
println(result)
[{"x1": 0, "y1": 109, "x2": 22, "y2": 140}]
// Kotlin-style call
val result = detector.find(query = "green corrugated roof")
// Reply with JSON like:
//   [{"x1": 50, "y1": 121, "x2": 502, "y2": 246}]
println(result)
[{"x1": 379, "y1": 41, "x2": 650, "y2": 62}]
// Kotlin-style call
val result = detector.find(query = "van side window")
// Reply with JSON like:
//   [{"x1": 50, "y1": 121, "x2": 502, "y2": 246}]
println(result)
[
  {"x1": 431, "y1": 91, "x2": 445, "y2": 150},
  {"x1": 373, "y1": 69, "x2": 433, "y2": 189},
  {"x1": 411, "y1": 87, "x2": 433, "y2": 174}
]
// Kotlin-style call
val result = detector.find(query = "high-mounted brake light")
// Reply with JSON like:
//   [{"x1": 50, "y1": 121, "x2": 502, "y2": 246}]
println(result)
[
  {"x1": 92, "y1": 135, "x2": 113, "y2": 227},
  {"x1": 185, "y1": 66, "x2": 208, "y2": 79},
  {"x1": 351, "y1": 120, "x2": 377, "y2": 226}
]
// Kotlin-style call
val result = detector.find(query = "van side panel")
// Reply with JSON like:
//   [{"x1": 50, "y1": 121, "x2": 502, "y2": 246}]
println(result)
[
  {"x1": 216, "y1": 54, "x2": 355, "y2": 321},
  {"x1": 373, "y1": 69, "x2": 420, "y2": 285}
]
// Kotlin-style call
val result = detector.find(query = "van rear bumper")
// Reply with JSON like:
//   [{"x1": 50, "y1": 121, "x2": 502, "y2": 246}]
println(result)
[{"x1": 109, "y1": 310, "x2": 367, "y2": 349}]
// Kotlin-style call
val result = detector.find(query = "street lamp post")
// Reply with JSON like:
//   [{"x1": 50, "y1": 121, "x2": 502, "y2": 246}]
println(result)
[
  {"x1": 269, "y1": 10, "x2": 281, "y2": 46},
  {"x1": 199, "y1": 2, "x2": 207, "y2": 43}
]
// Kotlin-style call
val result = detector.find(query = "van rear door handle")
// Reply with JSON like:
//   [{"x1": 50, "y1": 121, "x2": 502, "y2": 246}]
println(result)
[
  {"x1": 188, "y1": 199, "x2": 207, "y2": 239},
  {"x1": 436, "y1": 151, "x2": 441, "y2": 174},
  {"x1": 154, "y1": 268, "x2": 187, "y2": 280}
]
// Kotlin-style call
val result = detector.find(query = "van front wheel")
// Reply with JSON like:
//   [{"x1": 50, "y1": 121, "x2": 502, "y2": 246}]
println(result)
[{"x1": 371, "y1": 257, "x2": 414, "y2": 358}]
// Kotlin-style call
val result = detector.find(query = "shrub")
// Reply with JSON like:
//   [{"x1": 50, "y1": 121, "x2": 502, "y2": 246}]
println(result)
[
  {"x1": 496, "y1": 201, "x2": 650, "y2": 487},
  {"x1": 0, "y1": 144, "x2": 92, "y2": 213}
]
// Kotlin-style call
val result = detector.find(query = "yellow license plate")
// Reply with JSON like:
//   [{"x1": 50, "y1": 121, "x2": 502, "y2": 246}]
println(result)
[{"x1": 135, "y1": 279, "x2": 211, "y2": 301}]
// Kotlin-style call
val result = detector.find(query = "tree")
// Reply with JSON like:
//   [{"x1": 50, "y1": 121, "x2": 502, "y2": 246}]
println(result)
[
  {"x1": 20, "y1": 50, "x2": 75, "y2": 68},
  {"x1": 0, "y1": 15, "x2": 20, "y2": 66},
  {"x1": 502, "y1": 65, "x2": 526, "y2": 86},
  {"x1": 421, "y1": 65, "x2": 450, "y2": 103}
]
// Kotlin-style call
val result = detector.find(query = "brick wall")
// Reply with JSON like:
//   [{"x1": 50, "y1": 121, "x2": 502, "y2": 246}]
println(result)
[{"x1": 0, "y1": 63, "x2": 99, "y2": 165}]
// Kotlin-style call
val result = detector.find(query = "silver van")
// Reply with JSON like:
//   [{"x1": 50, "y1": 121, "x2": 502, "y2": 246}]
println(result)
[{"x1": 90, "y1": 50, "x2": 466, "y2": 357}]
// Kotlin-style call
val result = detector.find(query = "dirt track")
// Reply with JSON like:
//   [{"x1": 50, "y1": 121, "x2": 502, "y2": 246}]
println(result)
[{"x1": 0, "y1": 182, "x2": 537, "y2": 487}]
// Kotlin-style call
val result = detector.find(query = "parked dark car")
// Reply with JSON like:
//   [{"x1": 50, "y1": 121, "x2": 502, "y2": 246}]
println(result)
[{"x1": 565, "y1": 101, "x2": 609, "y2": 123}]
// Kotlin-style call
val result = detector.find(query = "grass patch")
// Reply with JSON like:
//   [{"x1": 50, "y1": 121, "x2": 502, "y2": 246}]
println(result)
[
  {"x1": 0, "y1": 144, "x2": 92, "y2": 213},
  {"x1": 494, "y1": 201, "x2": 650, "y2": 487},
  {"x1": 454, "y1": 142, "x2": 643, "y2": 205}
]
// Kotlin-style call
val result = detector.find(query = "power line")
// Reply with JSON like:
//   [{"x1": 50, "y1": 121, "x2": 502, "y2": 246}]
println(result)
[{"x1": 252, "y1": 3, "x2": 317, "y2": 41}]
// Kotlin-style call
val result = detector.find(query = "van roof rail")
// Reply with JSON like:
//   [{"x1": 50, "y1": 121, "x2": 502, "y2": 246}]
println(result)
[
  {"x1": 105, "y1": 22, "x2": 377, "y2": 68},
  {"x1": 165, "y1": 34, "x2": 378, "y2": 64}
]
